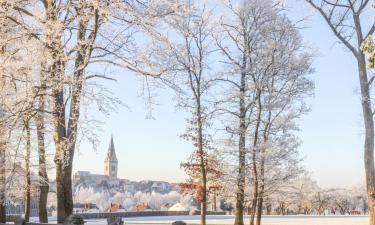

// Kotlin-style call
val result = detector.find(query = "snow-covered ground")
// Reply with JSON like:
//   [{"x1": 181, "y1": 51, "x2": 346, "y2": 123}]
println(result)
[{"x1": 82, "y1": 215, "x2": 369, "y2": 225}]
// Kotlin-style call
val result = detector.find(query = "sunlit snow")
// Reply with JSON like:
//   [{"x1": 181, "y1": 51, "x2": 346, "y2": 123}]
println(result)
[{"x1": 75, "y1": 215, "x2": 369, "y2": 225}]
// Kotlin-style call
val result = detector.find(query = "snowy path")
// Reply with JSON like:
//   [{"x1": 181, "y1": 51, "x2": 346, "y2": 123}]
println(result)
[{"x1": 84, "y1": 215, "x2": 369, "y2": 225}]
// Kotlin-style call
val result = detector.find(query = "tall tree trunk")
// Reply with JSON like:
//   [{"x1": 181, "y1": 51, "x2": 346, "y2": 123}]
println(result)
[
  {"x1": 235, "y1": 69, "x2": 247, "y2": 225},
  {"x1": 0, "y1": 203, "x2": 4, "y2": 223},
  {"x1": 255, "y1": 192, "x2": 263, "y2": 225},
  {"x1": 250, "y1": 91, "x2": 262, "y2": 225},
  {"x1": 44, "y1": 0, "x2": 70, "y2": 220},
  {"x1": 352, "y1": 12, "x2": 375, "y2": 225},
  {"x1": 198, "y1": 111, "x2": 207, "y2": 225},
  {"x1": 52, "y1": 89, "x2": 69, "y2": 223},
  {"x1": 358, "y1": 51, "x2": 375, "y2": 224},
  {"x1": 55, "y1": 148, "x2": 74, "y2": 223},
  {"x1": 55, "y1": 11, "x2": 98, "y2": 223},
  {"x1": 256, "y1": 110, "x2": 271, "y2": 225},
  {"x1": 255, "y1": 163, "x2": 265, "y2": 225},
  {"x1": 24, "y1": 119, "x2": 31, "y2": 222},
  {"x1": 36, "y1": 75, "x2": 49, "y2": 223},
  {"x1": 197, "y1": 101, "x2": 207, "y2": 225},
  {"x1": 0, "y1": 127, "x2": 6, "y2": 223},
  {"x1": 47, "y1": 2, "x2": 98, "y2": 222},
  {"x1": 43, "y1": 0, "x2": 71, "y2": 221},
  {"x1": 256, "y1": 153, "x2": 266, "y2": 225}
]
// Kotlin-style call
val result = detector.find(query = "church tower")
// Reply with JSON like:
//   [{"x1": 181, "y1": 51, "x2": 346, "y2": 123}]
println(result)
[{"x1": 104, "y1": 136, "x2": 118, "y2": 179}]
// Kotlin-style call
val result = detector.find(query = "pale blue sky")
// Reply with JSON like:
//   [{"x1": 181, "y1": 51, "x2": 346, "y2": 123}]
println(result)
[{"x1": 73, "y1": 0, "x2": 369, "y2": 188}]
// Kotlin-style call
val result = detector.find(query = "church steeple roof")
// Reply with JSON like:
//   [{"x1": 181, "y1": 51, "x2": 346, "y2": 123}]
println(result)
[{"x1": 105, "y1": 136, "x2": 118, "y2": 162}]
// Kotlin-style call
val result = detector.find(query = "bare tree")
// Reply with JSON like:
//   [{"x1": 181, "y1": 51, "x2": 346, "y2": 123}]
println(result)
[
  {"x1": 140, "y1": 2, "x2": 216, "y2": 224},
  {"x1": 213, "y1": 1, "x2": 312, "y2": 224},
  {"x1": 304, "y1": 0, "x2": 375, "y2": 223},
  {"x1": 332, "y1": 189, "x2": 352, "y2": 215},
  {"x1": 214, "y1": 1, "x2": 268, "y2": 223},
  {"x1": 0, "y1": 1, "x2": 40, "y2": 221},
  {"x1": 252, "y1": 14, "x2": 313, "y2": 225},
  {"x1": 312, "y1": 190, "x2": 331, "y2": 215},
  {"x1": 292, "y1": 173, "x2": 319, "y2": 215}
]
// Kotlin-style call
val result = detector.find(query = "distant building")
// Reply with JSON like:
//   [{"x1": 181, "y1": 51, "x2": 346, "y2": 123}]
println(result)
[
  {"x1": 73, "y1": 136, "x2": 180, "y2": 195},
  {"x1": 73, "y1": 136, "x2": 120, "y2": 186},
  {"x1": 104, "y1": 136, "x2": 118, "y2": 179},
  {"x1": 151, "y1": 181, "x2": 172, "y2": 193}
]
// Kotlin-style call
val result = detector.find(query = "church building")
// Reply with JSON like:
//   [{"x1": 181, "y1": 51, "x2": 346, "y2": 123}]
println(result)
[
  {"x1": 73, "y1": 136, "x2": 178, "y2": 194},
  {"x1": 104, "y1": 136, "x2": 118, "y2": 179},
  {"x1": 73, "y1": 136, "x2": 121, "y2": 185}
]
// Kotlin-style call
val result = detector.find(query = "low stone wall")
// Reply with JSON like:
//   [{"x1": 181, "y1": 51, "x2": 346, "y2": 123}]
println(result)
[
  {"x1": 0, "y1": 222, "x2": 53, "y2": 225},
  {"x1": 77, "y1": 211, "x2": 225, "y2": 219}
]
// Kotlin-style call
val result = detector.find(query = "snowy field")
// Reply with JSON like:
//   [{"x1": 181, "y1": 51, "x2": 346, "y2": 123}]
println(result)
[{"x1": 82, "y1": 215, "x2": 369, "y2": 225}]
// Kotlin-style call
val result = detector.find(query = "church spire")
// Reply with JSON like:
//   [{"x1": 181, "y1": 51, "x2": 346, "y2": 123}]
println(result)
[
  {"x1": 104, "y1": 136, "x2": 118, "y2": 178},
  {"x1": 106, "y1": 135, "x2": 118, "y2": 162}
]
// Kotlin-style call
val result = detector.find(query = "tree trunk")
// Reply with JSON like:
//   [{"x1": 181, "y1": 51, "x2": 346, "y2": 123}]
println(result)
[
  {"x1": 54, "y1": 13, "x2": 98, "y2": 223},
  {"x1": 351, "y1": 13, "x2": 375, "y2": 225},
  {"x1": 196, "y1": 93, "x2": 207, "y2": 225},
  {"x1": 36, "y1": 77, "x2": 49, "y2": 223},
  {"x1": 55, "y1": 161, "x2": 65, "y2": 223},
  {"x1": 235, "y1": 69, "x2": 247, "y2": 225},
  {"x1": 256, "y1": 110, "x2": 271, "y2": 225},
  {"x1": 55, "y1": 154, "x2": 74, "y2": 223},
  {"x1": 53, "y1": 89, "x2": 70, "y2": 223},
  {"x1": 0, "y1": 204, "x2": 4, "y2": 224},
  {"x1": 358, "y1": 51, "x2": 375, "y2": 225},
  {"x1": 43, "y1": 0, "x2": 71, "y2": 221},
  {"x1": 250, "y1": 90, "x2": 262, "y2": 225},
  {"x1": 47, "y1": 2, "x2": 98, "y2": 222},
  {"x1": 255, "y1": 158, "x2": 265, "y2": 225},
  {"x1": 55, "y1": 145, "x2": 75, "y2": 223},
  {"x1": 0, "y1": 128, "x2": 6, "y2": 223},
  {"x1": 24, "y1": 119, "x2": 31, "y2": 222},
  {"x1": 255, "y1": 193, "x2": 263, "y2": 225}
]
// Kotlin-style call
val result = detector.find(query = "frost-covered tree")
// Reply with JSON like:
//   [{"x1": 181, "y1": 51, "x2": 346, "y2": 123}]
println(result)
[
  {"x1": 249, "y1": 12, "x2": 313, "y2": 225},
  {"x1": 213, "y1": 1, "x2": 269, "y2": 223},
  {"x1": 10, "y1": 0, "x2": 177, "y2": 222},
  {"x1": 292, "y1": 173, "x2": 319, "y2": 215},
  {"x1": 214, "y1": 1, "x2": 313, "y2": 225},
  {"x1": 139, "y1": 2, "x2": 217, "y2": 224},
  {"x1": 0, "y1": 1, "x2": 47, "y2": 221}
]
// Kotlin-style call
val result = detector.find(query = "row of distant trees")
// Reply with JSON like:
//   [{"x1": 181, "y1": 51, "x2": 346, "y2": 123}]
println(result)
[
  {"x1": 1, "y1": 1, "x2": 375, "y2": 225},
  {"x1": 70, "y1": 175, "x2": 369, "y2": 217},
  {"x1": 71, "y1": 189, "x2": 194, "y2": 212}
]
